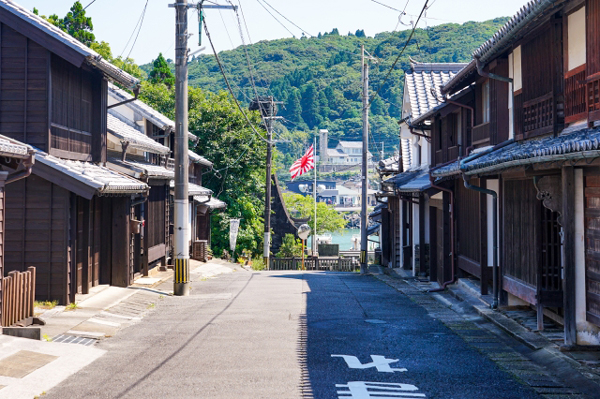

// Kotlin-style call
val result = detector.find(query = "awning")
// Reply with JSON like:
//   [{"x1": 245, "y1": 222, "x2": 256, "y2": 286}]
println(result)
[
  {"x1": 107, "y1": 113, "x2": 170, "y2": 155},
  {"x1": 108, "y1": 157, "x2": 174, "y2": 180},
  {"x1": 461, "y1": 127, "x2": 600, "y2": 176},
  {"x1": 188, "y1": 182, "x2": 212, "y2": 196},
  {"x1": 33, "y1": 151, "x2": 148, "y2": 200}
]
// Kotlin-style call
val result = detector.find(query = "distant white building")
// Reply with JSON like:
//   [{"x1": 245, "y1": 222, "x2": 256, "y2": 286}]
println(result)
[{"x1": 319, "y1": 129, "x2": 372, "y2": 165}]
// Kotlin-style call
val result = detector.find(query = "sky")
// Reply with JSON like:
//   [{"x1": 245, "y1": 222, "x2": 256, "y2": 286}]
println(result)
[{"x1": 17, "y1": 0, "x2": 529, "y2": 65}]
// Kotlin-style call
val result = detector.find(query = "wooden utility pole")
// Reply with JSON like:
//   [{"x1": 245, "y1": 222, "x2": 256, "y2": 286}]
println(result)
[{"x1": 170, "y1": 0, "x2": 236, "y2": 296}]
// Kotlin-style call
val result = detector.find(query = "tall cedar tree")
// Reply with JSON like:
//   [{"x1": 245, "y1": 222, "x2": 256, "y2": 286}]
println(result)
[
  {"x1": 149, "y1": 53, "x2": 175, "y2": 88},
  {"x1": 33, "y1": 2, "x2": 95, "y2": 46}
]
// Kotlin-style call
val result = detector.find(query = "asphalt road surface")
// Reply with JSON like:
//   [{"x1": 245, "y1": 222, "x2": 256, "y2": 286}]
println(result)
[{"x1": 46, "y1": 270, "x2": 540, "y2": 398}]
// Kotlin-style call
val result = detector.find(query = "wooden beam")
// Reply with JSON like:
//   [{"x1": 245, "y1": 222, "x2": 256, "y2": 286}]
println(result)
[
  {"x1": 562, "y1": 166, "x2": 577, "y2": 347},
  {"x1": 419, "y1": 195, "x2": 426, "y2": 276}
]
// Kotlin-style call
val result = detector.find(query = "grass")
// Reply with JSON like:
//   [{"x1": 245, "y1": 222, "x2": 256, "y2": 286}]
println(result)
[
  {"x1": 34, "y1": 300, "x2": 58, "y2": 310},
  {"x1": 147, "y1": 303, "x2": 155, "y2": 309},
  {"x1": 65, "y1": 302, "x2": 79, "y2": 311},
  {"x1": 42, "y1": 334, "x2": 52, "y2": 342},
  {"x1": 251, "y1": 257, "x2": 266, "y2": 271}
]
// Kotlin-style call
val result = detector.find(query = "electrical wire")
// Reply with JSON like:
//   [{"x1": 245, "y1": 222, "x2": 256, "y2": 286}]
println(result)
[
  {"x1": 369, "y1": 0, "x2": 429, "y2": 106},
  {"x1": 260, "y1": 0, "x2": 314, "y2": 37},
  {"x1": 83, "y1": 0, "x2": 98, "y2": 10},
  {"x1": 255, "y1": 0, "x2": 296, "y2": 38},
  {"x1": 120, "y1": 0, "x2": 149, "y2": 59},
  {"x1": 370, "y1": 0, "x2": 403, "y2": 12},
  {"x1": 203, "y1": 19, "x2": 270, "y2": 144}
]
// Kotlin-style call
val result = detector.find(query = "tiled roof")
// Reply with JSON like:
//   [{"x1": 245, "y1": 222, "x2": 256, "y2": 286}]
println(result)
[
  {"x1": 0, "y1": 135, "x2": 31, "y2": 159},
  {"x1": 383, "y1": 168, "x2": 423, "y2": 188},
  {"x1": 0, "y1": 1, "x2": 139, "y2": 90},
  {"x1": 405, "y1": 62, "x2": 467, "y2": 121},
  {"x1": 108, "y1": 157, "x2": 174, "y2": 180},
  {"x1": 188, "y1": 182, "x2": 213, "y2": 196},
  {"x1": 431, "y1": 160, "x2": 460, "y2": 178},
  {"x1": 189, "y1": 150, "x2": 213, "y2": 168},
  {"x1": 396, "y1": 169, "x2": 431, "y2": 193},
  {"x1": 107, "y1": 113, "x2": 170, "y2": 155},
  {"x1": 197, "y1": 197, "x2": 227, "y2": 210},
  {"x1": 377, "y1": 156, "x2": 400, "y2": 174},
  {"x1": 108, "y1": 84, "x2": 198, "y2": 142},
  {"x1": 473, "y1": 0, "x2": 558, "y2": 64},
  {"x1": 462, "y1": 128, "x2": 600, "y2": 176},
  {"x1": 36, "y1": 151, "x2": 148, "y2": 195},
  {"x1": 367, "y1": 223, "x2": 380, "y2": 236}
]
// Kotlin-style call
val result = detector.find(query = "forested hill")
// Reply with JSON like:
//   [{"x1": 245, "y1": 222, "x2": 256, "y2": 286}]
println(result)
[{"x1": 141, "y1": 18, "x2": 508, "y2": 158}]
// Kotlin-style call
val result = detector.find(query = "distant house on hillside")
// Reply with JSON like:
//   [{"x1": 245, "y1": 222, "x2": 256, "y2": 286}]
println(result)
[{"x1": 318, "y1": 129, "x2": 372, "y2": 171}]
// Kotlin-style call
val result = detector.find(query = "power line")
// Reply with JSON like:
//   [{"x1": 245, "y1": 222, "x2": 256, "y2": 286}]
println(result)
[
  {"x1": 203, "y1": 19, "x2": 270, "y2": 144},
  {"x1": 260, "y1": 0, "x2": 314, "y2": 37},
  {"x1": 120, "y1": 0, "x2": 149, "y2": 59},
  {"x1": 255, "y1": 0, "x2": 296, "y2": 38},
  {"x1": 370, "y1": 0, "x2": 403, "y2": 12},
  {"x1": 370, "y1": 0, "x2": 429, "y2": 106},
  {"x1": 83, "y1": 0, "x2": 98, "y2": 10}
]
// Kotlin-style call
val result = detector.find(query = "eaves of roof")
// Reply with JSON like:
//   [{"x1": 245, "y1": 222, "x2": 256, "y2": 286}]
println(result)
[
  {"x1": 462, "y1": 128, "x2": 600, "y2": 176},
  {"x1": 0, "y1": 134, "x2": 32, "y2": 159},
  {"x1": 0, "y1": 1, "x2": 139, "y2": 90},
  {"x1": 107, "y1": 113, "x2": 170, "y2": 155}
]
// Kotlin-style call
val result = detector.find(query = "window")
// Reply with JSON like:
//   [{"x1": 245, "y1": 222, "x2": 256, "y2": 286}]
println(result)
[{"x1": 482, "y1": 80, "x2": 490, "y2": 124}]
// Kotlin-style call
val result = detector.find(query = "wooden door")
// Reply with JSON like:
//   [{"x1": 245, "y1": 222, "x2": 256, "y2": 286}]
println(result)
[
  {"x1": 436, "y1": 208, "x2": 445, "y2": 285},
  {"x1": 75, "y1": 197, "x2": 84, "y2": 295},
  {"x1": 92, "y1": 198, "x2": 101, "y2": 287},
  {"x1": 537, "y1": 207, "x2": 563, "y2": 308}
]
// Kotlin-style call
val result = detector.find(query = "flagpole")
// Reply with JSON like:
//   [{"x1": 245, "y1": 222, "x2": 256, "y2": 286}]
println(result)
[{"x1": 313, "y1": 136, "x2": 317, "y2": 257}]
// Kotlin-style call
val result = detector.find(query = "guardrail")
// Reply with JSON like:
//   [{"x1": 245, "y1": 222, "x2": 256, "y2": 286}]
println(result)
[
  {"x1": 270, "y1": 257, "x2": 358, "y2": 272},
  {"x1": 2, "y1": 267, "x2": 36, "y2": 327}
]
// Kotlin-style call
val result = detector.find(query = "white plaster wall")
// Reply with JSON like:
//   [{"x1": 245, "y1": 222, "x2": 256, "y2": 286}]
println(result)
[
  {"x1": 412, "y1": 202, "x2": 419, "y2": 276},
  {"x1": 575, "y1": 169, "x2": 600, "y2": 345},
  {"x1": 421, "y1": 139, "x2": 431, "y2": 167},
  {"x1": 486, "y1": 179, "x2": 499, "y2": 268},
  {"x1": 568, "y1": 7, "x2": 586, "y2": 71},
  {"x1": 398, "y1": 203, "x2": 403, "y2": 269},
  {"x1": 411, "y1": 137, "x2": 420, "y2": 169},
  {"x1": 513, "y1": 46, "x2": 522, "y2": 92}
]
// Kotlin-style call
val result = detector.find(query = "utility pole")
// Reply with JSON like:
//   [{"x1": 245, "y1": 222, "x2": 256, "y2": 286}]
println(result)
[
  {"x1": 360, "y1": 45, "x2": 377, "y2": 275},
  {"x1": 250, "y1": 97, "x2": 282, "y2": 270},
  {"x1": 360, "y1": 45, "x2": 369, "y2": 275},
  {"x1": 170, "y1": 0, "x2": 236, "y2": 296}
]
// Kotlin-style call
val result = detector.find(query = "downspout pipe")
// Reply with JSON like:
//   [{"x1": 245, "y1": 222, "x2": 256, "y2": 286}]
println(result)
[
  {"x1": 428, "y1": 171, "x2": 455, "y2": 292},
  {"x1": 462, "y1": 173, "x2": 499, "y2": 309},
  {"x1": 6, "y1": 152, "x2": 34, "y2": 185}
]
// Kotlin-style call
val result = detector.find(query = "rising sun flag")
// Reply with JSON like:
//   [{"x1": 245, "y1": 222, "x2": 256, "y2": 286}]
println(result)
[{"x1": 289, "y1": 145, "x2": 314, "y2": 180}]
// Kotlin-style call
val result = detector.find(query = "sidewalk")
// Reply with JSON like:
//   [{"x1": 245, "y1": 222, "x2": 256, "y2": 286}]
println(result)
[
  {"x1": 0, "y1": 259, "x2": 239, "y2": 399},
  {"x1": 374, "y1": 267, "x2": 600, "y2": 398}
]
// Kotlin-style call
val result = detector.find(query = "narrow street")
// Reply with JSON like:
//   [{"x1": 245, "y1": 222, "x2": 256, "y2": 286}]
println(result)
[{"x1": 45, "y1": 270, "x2": 546, "y2": 399}]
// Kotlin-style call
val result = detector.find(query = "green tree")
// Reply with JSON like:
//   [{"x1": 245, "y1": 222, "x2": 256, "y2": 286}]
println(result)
[
  {"x1": 283, "y1": 193, "x2": 346, "y2": 236},
  {"x1": 283, "y1": 89, "x2": 304, "y2": 126},
  {"x1": 148, "y1": 53, "x2": 175, "y2": 88},
  {"x1": 276, "y1": 234, "x2": 303, "y2": 258},
  {"x1": 300, "y1": 83, "x2": 322, "y2": 129},
  {"x1": 62, "y1": 1, "x2": 95, "y2": 46}
]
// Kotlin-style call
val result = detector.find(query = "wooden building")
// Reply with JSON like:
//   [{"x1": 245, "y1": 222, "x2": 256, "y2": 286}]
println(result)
[
  {"x1": 0, "y1": 1, "x2": 149, "y2": 304},
  {"x1": 402, "y1": 0, "x2": 600, "y2": 347},
  {"x1": 107, "y1": 85, "x2": 225, "y2": 264}
]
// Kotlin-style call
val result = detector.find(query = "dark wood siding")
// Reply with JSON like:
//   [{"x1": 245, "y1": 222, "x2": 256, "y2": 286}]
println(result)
[
  {"x1": 584, "y1": 175, "x2": 600, "y2": 326},
  {"x1": 0, "y1": 23, "x2": 49, "y2": 151},
  {"x1": 0, "y1": 176, "x2": 5, "y2": 312},
  {"x1": 587, "y1": 0, "x2": 600, "y2": 76},
  {"x1": 456, "y1": 179, "x2": 481, "y2": 264},
  {"x1": 502, "y1": 179, "x2": 540, "y2": 288},
  {"x1": 50, "y1": 55, "x2": 94, "y2": 160},
  {"x1": 5, "y1": 176, "x2": 69, "y2": 304},
  {"x1": 147, "y1": 184, "x2": 167, "y2": 263}
]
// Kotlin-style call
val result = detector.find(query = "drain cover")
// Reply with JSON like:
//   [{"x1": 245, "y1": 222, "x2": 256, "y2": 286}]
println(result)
[
  {"x1": 53, "y1": 334, "x2": 96, "y2": 346},
  {"x1": 365, "y1": 319, "x2": 387, "y2": 324}
]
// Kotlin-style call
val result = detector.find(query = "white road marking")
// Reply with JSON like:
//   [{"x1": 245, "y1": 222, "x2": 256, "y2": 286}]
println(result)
[
  {"x1": 336, "y1": 381, "x2": 426, "y2": 398},
  {"x1": 331, "y1": 355, "x2": 407, "y2": 373},
  {"x1": 87, "y1": 318, "x2": 121, "y2": 327}
]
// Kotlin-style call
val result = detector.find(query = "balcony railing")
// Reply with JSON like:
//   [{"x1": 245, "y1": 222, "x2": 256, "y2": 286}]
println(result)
[
  {"x1": 564, "y1": 65, "x2": 587, "y2": 123},
  {"x1": 472, "y1": 123, "x2": 490, "y2": 145},
  {"x1": 447, "y1": 145, "x2": 459, "y2": 161},
  {"x1": 166, "y1": 157, "x2": 175, "y2": 170},
  {"x1": 588, "y1": 73, "x2": 600, "y2": 123},
  {"x1": 523, "y1": 92, "x2": 554, "y2": 138}
]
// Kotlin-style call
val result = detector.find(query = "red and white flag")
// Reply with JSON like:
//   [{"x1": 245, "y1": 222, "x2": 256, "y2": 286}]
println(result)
[{"x1": 289, "y1": 145, "x2": 314, "y2": 180}]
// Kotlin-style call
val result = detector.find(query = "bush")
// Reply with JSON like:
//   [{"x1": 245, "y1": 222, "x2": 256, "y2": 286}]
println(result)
[{"x1": 276, "y1": 234, "x2": 304, "y2": 258}]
